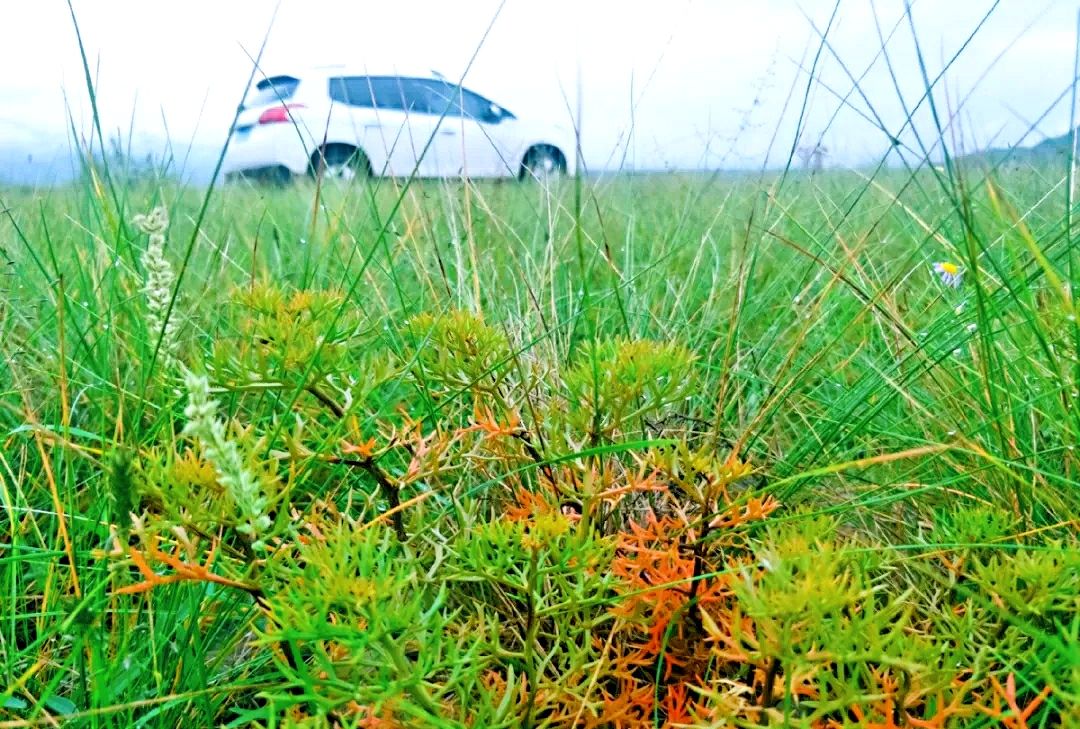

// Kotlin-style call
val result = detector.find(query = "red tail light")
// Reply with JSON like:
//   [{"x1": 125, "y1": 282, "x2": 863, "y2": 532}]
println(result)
[{"x1": 257, "y1": 104, "x2": 306, "y2": 124}]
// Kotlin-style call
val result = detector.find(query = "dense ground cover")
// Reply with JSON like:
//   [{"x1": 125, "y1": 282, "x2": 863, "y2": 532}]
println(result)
[{"x1": 0, "y1": 161, "x2": 1078, "y2": 726}]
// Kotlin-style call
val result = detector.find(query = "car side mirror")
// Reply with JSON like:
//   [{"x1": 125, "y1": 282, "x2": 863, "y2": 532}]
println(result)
[{"x1": 484, "y1": 103, "x2": 504, "y2": 124}]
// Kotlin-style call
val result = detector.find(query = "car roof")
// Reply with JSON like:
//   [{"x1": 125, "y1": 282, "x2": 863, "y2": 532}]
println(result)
[{"x1": 255, "y1": 65, "x2": 451, "y2": 82}]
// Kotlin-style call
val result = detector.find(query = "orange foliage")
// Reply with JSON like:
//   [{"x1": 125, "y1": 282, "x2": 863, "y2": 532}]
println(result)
[
  {"x1": 468, "y1": 403, "x2": 523, "y2": 439},
  {"x1": 977, "y1": 673, "x2": 1051, "y2": 729},
  {"x1": 597, "y1": 512, "x2": 736, "y2": 727},
  {"x1": 115, "y1": 530, "x2": 257, "y2": 596},
  {"x1": 504, "y1": 481, "x2": 561, "y2": 523},
  {"x1": 709, "y1": 493, "x2": 780, "y2": 529}
]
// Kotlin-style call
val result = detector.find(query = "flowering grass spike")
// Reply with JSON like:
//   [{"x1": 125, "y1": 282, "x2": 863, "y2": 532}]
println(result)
[
  {"x1": 181, "y1": 370, "x2": 273, "y2": 549},
  {"x1": 133, "y1": 206, "x2": 180, "y2": 370}
]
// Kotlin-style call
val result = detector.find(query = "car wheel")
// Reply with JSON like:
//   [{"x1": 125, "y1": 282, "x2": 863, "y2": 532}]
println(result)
[
  {"x1": 313, "y1": 145, "x2": 370, "y2": 181},
  {"x1": 520, "y1": 146, "x2": 566, "y2": 181}
]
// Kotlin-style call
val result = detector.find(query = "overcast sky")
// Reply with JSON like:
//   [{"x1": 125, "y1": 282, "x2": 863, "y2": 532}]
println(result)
[{"x1": 1, "y1": 0, "x2": 1077, "y2": 178}]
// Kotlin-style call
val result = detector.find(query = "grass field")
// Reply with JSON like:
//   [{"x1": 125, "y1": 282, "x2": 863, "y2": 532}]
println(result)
[{"x1": 1, "y1": 153, "x2": 1079, "y2": 727}]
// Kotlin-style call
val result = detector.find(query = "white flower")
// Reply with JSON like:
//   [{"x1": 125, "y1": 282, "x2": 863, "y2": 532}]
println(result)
[{"x1": 933, "y1": 261, "x2": 963, "y2": 288}]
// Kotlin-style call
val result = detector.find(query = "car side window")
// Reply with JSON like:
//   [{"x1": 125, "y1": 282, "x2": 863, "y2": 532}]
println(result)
[
  {"x1": 329, "y1": 77, "x2": 420, "y2": 112},
  {"x1": 421, "y1": 80, "x2": 464, "y2": 117},
  {"x1": 458, "y1": 88, "x2": 495, "y2": 121},
  {"x1": 370, "y1": 77, "x2": 415, "y2": 111},
  {"x1": 424, "y1": 82, "x2": 505, "y2": 122},
  {"x1": 370, "y1": 77, "x2": 452, "y2": 114},
  {"x1": 328, "y1": 77, "x2": 375, "y2": 107},
  {"x1": 326, "y1": 76, "x2": 502, "y2": 119}
]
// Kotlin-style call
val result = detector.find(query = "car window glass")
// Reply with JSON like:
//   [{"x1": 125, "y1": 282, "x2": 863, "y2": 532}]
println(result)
[
  {"x1": 423, "y1": 82, "x2": 504, "y2": 121},
  {"x1": 364, "y1": 77, "x2": 430, "y2": 113},
  {"x1": 406, "y1": 79, "x2": 441, "y2": 114},
  {"x1": 244, "y1": 76, "x2": 299, "y2": 108},
  {"x1": 421, "y1": 80, "x2": 464, "y2": 117},
  {"x1": 326, "y1": 76, "x2": 497, "y2": 118},
  {"x1": 458, "y1": 88, "x2": 496, "y2": 120},
  {"x1": 329, "y1": 77, "x2": 375, "y2": 107}
]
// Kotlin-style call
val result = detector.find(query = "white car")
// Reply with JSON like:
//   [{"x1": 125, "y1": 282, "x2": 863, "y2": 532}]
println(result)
[{"x1": 223, "y1": 66, "x2": 574, "y2": 183}]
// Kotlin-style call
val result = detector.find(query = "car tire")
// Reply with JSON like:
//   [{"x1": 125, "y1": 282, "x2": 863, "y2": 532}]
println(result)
[
  {"x1": 520, "y1": 145, "x2": 567, "y2": 182},
  {"x1": 312, "y1": 145, "x2": 371, "y2": 182}
]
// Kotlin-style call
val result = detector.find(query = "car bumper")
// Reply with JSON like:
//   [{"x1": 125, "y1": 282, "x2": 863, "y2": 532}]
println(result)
[
  {"x1": 224, "y1": 165, "x2": 292, "y2": 184},
  {"x1": 222, "y1": 124, "x2": 313, "y2": 177}
]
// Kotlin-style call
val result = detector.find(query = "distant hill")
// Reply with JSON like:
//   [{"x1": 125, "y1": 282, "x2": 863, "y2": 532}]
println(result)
[
  {"x1": 0, "y1": 143, "x2": 79, "y2": 186},
  {"x1": 963, "y1": 127, "x2": 1078, "y2": 167},
  {"x1": 0, "y1": 138, "x2": 224, "y2": 188},
  {"x1": 1028, "y1": 127, "x2": 1078, "y2": 158}
]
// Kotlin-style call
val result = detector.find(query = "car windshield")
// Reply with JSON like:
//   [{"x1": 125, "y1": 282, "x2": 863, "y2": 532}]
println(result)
[{"x1": 243, "y1": 76, "x2": 300, "y2": 109}]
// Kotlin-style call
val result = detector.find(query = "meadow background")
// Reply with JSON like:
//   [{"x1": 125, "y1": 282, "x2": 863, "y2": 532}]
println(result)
[{"x1": 1, "y1": 5, "x2": 1080, "y2": 729}]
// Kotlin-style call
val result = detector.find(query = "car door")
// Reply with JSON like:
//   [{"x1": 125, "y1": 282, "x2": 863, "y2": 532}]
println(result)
[
  {"x1": 327, "y1": 77, "x2": 441, "y2": 177},
  {"x1": 421, "y1": 81, "x2": 508, "y2": 177},
  {"x1": 457, "y1": 86, "x2": 516, "y2": 176},
  {"x1": 326, "y1": 76, "x2": 388, "y2": 175},
  {"x1": 375, "y1": 77, "x2": 448, "y2": 177}
]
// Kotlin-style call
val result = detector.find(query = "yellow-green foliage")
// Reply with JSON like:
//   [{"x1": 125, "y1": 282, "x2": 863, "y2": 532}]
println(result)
[
  {"x1": 401, "y1": 309, "x2": 513, "y2": 396},
  {"x1": 91, "y1": 286, "x2": 1078, "y2": 726},
  {"x1": 212, "y1": 282, "x2": 368, "y2": 384},
  {"x1": 68, "y1": 301, "x2": 1080, "y2": 725},
  {"x1": 562, "y1": 338, "x2": 696, "y2": 440}
]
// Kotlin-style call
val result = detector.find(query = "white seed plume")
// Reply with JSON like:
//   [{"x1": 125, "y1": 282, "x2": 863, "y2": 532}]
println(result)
[
  {"x1": 133, "y1": 207, "x2": 180, "y2": 370},
  {"x1": 182, "y1": 371, "x2": 273, "y2": 549}
]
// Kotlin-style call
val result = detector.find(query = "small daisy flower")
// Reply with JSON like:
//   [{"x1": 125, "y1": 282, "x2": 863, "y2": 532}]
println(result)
[{"x1": 933, "y1": 261, "x2": 963, "y2": 288}]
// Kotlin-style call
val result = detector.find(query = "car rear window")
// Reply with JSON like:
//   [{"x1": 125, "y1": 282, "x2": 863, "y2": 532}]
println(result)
[{"x1": 243, "y1": 76, "x2": 300, "y2": 109}]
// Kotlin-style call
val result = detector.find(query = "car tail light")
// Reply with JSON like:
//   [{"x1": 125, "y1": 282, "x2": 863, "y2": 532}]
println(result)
[{"x1": 257, "y1": 104, "x2": 306, "y2": 124}]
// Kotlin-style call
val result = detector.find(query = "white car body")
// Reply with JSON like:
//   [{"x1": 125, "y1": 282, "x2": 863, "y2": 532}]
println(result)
[{"x1": 223, "y1": 66, "x2": 575, "y2": 182}]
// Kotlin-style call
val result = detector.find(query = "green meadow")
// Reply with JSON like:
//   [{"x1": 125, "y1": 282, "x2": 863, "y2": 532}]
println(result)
[{"x1": 0, "y1": 157, "x2": 1078, "y2": 727}]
